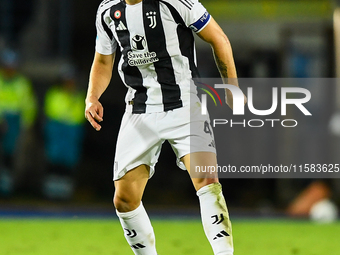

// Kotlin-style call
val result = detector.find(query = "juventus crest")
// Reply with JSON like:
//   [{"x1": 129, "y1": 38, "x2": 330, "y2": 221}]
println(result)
[{"x1": 146, "y1": 11, "x2": 157, "y2": 29}]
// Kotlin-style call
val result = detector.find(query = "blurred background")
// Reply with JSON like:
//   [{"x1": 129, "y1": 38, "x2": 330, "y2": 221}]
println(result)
[{"x1": 0, "y1": 0, "x2": 339, "y2": 220}]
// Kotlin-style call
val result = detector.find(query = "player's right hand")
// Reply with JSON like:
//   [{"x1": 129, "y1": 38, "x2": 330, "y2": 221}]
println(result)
[{"x1": 85, "y1": 97, "x2": 104, "y2": 131}]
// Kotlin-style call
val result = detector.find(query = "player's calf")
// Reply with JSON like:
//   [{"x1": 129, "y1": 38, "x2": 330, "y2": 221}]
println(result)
[
  {"x1": 116, "y1": 202, "x2": 158, "y2": 255},
  {"x1": 197, "y1": 182, "x2": 234, "y2": 255}
]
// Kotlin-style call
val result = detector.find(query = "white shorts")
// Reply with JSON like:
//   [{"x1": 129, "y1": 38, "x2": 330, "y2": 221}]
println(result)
[{"x1": 113, "y1": 100, "x2": 216, "y2": 180}]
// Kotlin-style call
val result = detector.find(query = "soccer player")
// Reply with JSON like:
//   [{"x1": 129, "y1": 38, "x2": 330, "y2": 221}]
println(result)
[{"x1": 85, "y1": 0, "x2": 246, "y2": 254}]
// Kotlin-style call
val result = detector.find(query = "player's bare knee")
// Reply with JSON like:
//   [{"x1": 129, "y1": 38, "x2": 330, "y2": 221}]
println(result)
[
  {"x1": 193, "y1": 178, "x2": 219, "y2": 192},
  {"x1": 113, "y1": 194, "x2": 140, "y2": 213}
]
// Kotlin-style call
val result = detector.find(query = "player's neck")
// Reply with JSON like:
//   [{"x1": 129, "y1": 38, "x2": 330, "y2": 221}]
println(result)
[{"x1": 125, "y1": 0, "x2": 143, "y2": 5}]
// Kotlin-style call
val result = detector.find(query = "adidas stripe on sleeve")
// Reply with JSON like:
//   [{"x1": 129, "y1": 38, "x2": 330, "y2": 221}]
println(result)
[{"x1": 163, "y1": 0, "x2": 211, "y2": 33}]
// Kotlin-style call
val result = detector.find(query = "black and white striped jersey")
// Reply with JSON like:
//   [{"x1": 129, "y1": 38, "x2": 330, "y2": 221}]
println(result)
[{"x1": 96, "y1": 0, "x2": 211, "y2": 113}]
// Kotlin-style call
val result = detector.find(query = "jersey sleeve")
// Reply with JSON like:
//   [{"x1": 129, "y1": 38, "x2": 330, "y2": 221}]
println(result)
[
  {"x1": 95, "y1": 6, "x2": 117, "y2": 55},
  {"x1": 168, "y1": 0, "x2": 211, "y2": 33}
]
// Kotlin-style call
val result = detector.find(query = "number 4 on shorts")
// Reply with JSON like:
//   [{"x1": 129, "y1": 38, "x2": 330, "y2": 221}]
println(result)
[{"x1": 204, "y1": 121, "x2": 212, "y2": 135}]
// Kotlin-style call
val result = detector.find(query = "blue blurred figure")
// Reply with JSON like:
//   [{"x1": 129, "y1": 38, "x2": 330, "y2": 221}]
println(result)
[
  {"x1": 43, "y1": 65, "x2": 86, "y2": 200},
  {"x1": 0, "y1": 49, "x2": 37, "y2": 196}
]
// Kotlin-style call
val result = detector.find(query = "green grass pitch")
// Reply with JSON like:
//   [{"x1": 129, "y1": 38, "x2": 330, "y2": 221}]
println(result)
[{"x1": 0, "y1": 219, "x2": 339, "y2": 254}]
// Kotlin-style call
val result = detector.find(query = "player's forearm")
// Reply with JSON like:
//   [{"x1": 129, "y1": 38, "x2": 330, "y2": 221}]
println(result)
[
  {"x1": 211, "y1": 35, "x2": 237, "y2": 83},
  {"x1": 87, "y1": 70, "x2": 110, "y2": 102},
  {"x1": 86, "y1": 53, "x2": 114, "y2": 102},
  {"x1": 211, "y1": 37, "x2": 244, "y2": 109}
]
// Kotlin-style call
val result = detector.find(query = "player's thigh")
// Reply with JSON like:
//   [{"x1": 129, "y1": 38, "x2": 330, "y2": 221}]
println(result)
[
  {"x1": 114, "y1": 164, "x2": 150, "y2": 212},
  {"x1": 181, "y1": 152, "x2": 219, "y2": 191}
]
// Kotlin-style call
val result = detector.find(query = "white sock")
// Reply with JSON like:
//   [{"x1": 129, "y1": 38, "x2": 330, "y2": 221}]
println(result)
[
  {"x1": 197, "y1": 183, "x2": 234, "y2": 255},
  {"x1": 116, "y1": 202, "x2": 157, "y2": 255}
]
